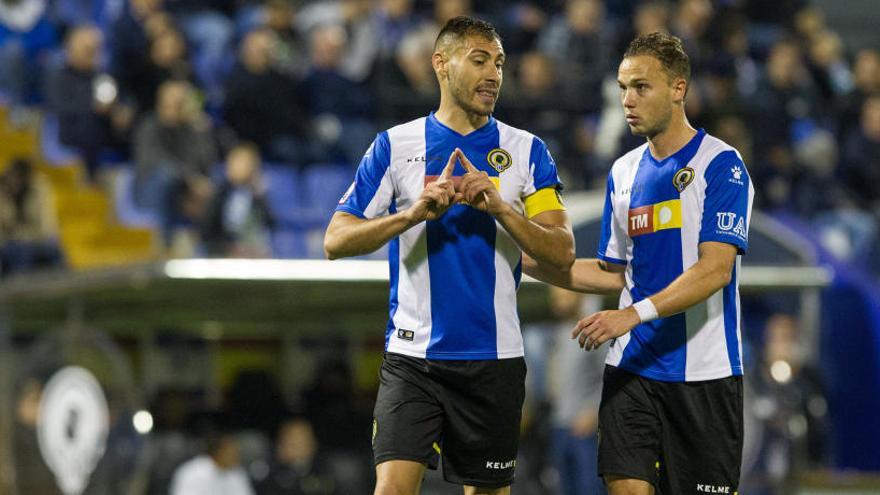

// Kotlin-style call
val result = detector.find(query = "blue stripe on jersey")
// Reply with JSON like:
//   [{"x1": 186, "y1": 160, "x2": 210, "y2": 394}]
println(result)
[
  {"x1": 529, "y1": 137, "x2": 562, "y2": 191},
  {"x1": 425, "y1": 115, "x2": 500, "y2": 359},
  {"x1": 385, "y1": 199, "x2": 399, "y2": 348},
  {"x1": 620, "y1": 313, "x2": 688, "y2": 380},
  {"x1": 336, "y1": 131, "x2": 391, "y2": 218},
  {"x1": 598, "y1": 171, "x2": 626, "y2": 264},
  {"x1": 700, "y1": 150, "x2": 750, "y2": 253},
  {"x1": 724, "y1": 264, "x2": 743, "y2": 375}
]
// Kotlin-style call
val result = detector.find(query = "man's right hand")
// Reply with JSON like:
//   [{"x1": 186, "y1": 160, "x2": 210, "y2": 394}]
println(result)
[{"x1": 406, "y1": 150, "x2": 459, "y2": 223}]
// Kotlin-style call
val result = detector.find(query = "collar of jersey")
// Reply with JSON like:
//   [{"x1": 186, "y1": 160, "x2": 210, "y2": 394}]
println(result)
[
  {"x1": 644, "y1": 128, "x2": 706, "y2": 166},
  {"x1": 428, "y1": 111, "x2": 497, "y2": 138}
]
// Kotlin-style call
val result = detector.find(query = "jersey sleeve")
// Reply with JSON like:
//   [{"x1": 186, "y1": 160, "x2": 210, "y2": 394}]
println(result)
[
  {"x1": 699, "y1": 151, "x2": 753, "y2": 253},
  {"x1": 526, "y1": 137, "x2": 563, "y2": 193},
  {"x1": 335, "y1": 131, "x2": 394, "y2": 219},
  {"x1": 597, "y1": 170, "x2": 627, "y2": 265}
]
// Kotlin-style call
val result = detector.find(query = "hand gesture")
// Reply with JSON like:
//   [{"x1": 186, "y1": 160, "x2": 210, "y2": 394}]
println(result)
[
  {"x1": 571, "y1": 307, "x2": 640, "y2": 351},
  {"x1": 456, "y1": 148, "x2": 505, "y2": 216},
  {"x1": 408, "y1": 150, "x2": 458, "y2": 222}
]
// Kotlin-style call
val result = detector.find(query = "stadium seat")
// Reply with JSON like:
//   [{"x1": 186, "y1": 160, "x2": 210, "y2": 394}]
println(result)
[
  {"x1": 110, "y1": 165, "x2": 159, "y2": 228},
  {"x1": 262, "y1": 163, "x2": 302, "y2": 224},
  {"x1": 301, "y1": 163, "x2": 355, "y2": 221},
  {"x1": 39, "y1": 112, "x2": 82, "y2": 166}
]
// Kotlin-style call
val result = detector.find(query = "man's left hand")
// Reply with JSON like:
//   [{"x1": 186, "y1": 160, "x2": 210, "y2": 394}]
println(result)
[
  {"x1": 571, "y1": 307, "x2": 641, "y2": 351},
  {"x1": 455, "y1": 148, "x2": 507, "y2": 216}
]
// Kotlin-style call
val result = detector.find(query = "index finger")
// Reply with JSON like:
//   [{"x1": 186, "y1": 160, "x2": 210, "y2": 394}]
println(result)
[
  {"x1": 455, "y1": 148, "x2": 479, "y2": 173},
  {"x1": 441, "y1": 150, "x2": 457, "y2": 181}
]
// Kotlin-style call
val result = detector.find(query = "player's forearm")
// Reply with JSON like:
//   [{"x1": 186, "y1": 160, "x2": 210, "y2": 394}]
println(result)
[
  {"x1": 524, "y1": 256, "x2": 624, "y2": 294},
  {"x1": 323, "y1": 211, "x2": 418, "y2": 259},
  {"x1": 644, "y1": 258, "x2": 732, "y2": 318},
  {"x1": 496, "y1": 206, "x2": 575, "y2": 271}
]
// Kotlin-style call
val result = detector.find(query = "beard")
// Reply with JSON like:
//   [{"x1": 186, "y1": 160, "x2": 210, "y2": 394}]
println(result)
[
  {"x1": 447, "y1": 72, "x2": 496, "y2": 117},
  {"x1": 630, "y1": 106, "x2": 672, "y2": 139}
]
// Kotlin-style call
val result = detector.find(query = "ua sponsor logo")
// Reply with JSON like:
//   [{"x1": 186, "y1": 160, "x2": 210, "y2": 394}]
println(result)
[
  {"x1": 717, "y1": 212, "x2": 736, "y2": 231},
  {"x1": 697, "y1": 483, "x2": 731, "y2": 493},
  {"x1": 717, "y1": 212, "x2": 747, "y2": 238},
  {"x1": 485, "y1": 459, "x2": 516, "y2": 470}
]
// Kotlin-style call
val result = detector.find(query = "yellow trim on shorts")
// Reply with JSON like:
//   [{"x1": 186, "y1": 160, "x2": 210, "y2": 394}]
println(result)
[{"x1": 524, "y1": 187, "x2": 565, "y2": 218}]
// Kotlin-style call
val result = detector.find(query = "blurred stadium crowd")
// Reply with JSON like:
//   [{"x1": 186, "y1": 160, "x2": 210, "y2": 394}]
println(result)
[
  {"x1": 0, "y1": 0, "x2": 878, "y2": 275},
  {"x1": 1, "y1": 0, "x2": 879, "y2": 494}
]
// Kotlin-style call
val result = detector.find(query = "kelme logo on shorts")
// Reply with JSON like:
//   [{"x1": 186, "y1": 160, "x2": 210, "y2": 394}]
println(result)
[
  {"x1": 485, "y1": 459, "x2": 516, "y2": 470},
  {"x1": 487, "y1": 148, "x2": 512, "y2": 173}
]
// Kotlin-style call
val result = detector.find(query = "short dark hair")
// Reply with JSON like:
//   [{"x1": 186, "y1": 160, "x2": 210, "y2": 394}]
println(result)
[
  {"x1": 434, "y1": 16, "x2": 501, "y2": 53},
  {"x1": 624, "y1": 32, "x2": 690, "y2": 83}
]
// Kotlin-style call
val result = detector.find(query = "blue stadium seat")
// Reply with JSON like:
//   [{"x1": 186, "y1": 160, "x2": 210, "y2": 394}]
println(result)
[
  {"x1": 301, "y1": 163, "x2": 355, "y2": 223},
  {"x1": 111, "y1": 165, "x2": 158, "y2": 227},
  {"x1": 40, "y1": 112, "x2": 82, "y2": 165},
  {"x1": 262, "y1": 163, "x2": 301, "y2": 225}
]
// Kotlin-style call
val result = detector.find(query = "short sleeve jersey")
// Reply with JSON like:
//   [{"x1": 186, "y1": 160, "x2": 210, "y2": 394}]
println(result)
[
  {"x1": 598, "y1": 129, "x2": 754, "y2": 382},
  {"x1": 337, "y1": 113, "x2": 563, "y2": 360}
]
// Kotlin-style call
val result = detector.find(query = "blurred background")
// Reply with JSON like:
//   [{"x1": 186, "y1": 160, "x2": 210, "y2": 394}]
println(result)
[{"x1": 0, "y1": 0, "x2": 878, "y2": 494}]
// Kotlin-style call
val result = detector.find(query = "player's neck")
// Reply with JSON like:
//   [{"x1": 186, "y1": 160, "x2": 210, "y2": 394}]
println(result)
[
  {"x1": 434, "y1": 103, "x2": 489, "y2": 136},
  {"x1": 647, "y1": 113, "x2": 697, "y2": 161}
]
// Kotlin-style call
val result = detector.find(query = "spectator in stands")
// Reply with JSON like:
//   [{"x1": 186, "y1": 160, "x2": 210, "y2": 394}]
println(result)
[
  {"x1": 372, "y1": 0, "x2": 420, "y2": 61},
  {"x1": 304, "y1": 24, "x2": 375, "y2": 165},
  {"x1": 841, "y1": 95, "x2": 880, "y2": 215},
  {"x1": 257, "y1": 417, "x2": 338, "y2": 495},
  {"x1": 740, "y1": 313, "x2": 829, "y2": 495},
  {"x1": 615, "y1": 0, "x2": 670, "y2": 53},
  {"x1": 394, "y1": 0, "x2": 471, "y2": 96},
  {"x1": 713, "y1": 12, "x2": 761, "y2": 99},
  {"x1": 0, "y1": 0, "x2": 58, "y2": 104},
  {"x1": 201, "y1": 143, "x2": 274, "y2": 257},
  {"x1": 838, "y1": 48, "x2": 880, "y2": 139},
  {"x1": 537, "y1": 0, "x2": 614, "y2": 112},
  {"x1": 0, "y1": 158, "x2": 63, "y2": 276},
  {"x1": 296, "y1": 0, "x2": 377, "y2": 83},
  {"x1": 497, "y1": 51, "x2": 585, "y2": 187},
  {"x1": 128, "y1": 27, "x2": 194, "y2": 115},
  {"x1": 165, "y1": 0, "x2": 235, "y2": 96},
  {"x1": 133, "y1": 79, "x2": 216, "y2": 246},
  {"x1": 109, "y1": 0, "x2": 164, "y2": 84},
  {"x1": 47, "y1": 25, "x2": 134, "y2": 181},
  {"x1": 805, "y1": 30, "x2": 853, "y2": 102},
  {"x1": 262, "y1": 0, "x2": 308, "y2": 78},
  {"x1": 529, "y1": 287, "x2": 607, "y2": 495},
  {"x1": 748, "y1": 38, "x2": 825, "y2": 212},
  {"x1": 170, "y1": 426, "x2": 255, "y2": 495},
  {"x1": 223, "y1": 28, "x2": 309, "y2": 166},
  {"x1": 670, "y1": 0, "x2": 714, "y2": 72}
]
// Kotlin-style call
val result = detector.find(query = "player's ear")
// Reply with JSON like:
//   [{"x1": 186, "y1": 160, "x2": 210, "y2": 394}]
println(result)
[
  {"x1": 672, "y1": 77, "x2": 688, "y2": 104},
  {"x1": 432, "y1": 51, "x2": 448, "y2": 78}
]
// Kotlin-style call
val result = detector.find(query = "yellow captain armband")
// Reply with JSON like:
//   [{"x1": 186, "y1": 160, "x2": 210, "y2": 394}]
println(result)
[{"x1": 524, "y1": 187, "x2": 565, "y2": 218}]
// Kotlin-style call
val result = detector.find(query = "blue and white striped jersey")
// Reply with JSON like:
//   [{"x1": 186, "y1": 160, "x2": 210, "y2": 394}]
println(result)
[
  {"x1": 599, "y1": 129, "x2": 754, "y2": 382},
  {"x1": 337, "y1": 113, "x2": 563, "y2": 360}
]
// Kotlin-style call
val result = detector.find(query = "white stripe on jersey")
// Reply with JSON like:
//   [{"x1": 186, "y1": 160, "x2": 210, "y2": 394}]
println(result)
[
  {"x1": 384, "y1": 119, "x2": 433, "y2": 358},
  {"x1": 493, "y1": 122, "x2": 533, "y2": 357}
]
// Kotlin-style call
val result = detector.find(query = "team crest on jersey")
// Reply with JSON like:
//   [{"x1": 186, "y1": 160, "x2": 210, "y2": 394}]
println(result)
[
  {"x1": 487, "y1": 148, "x2": 512, "y2": 173},
  {"x1": 672, "y1": 167, "x2": 695, "y2": 193}
]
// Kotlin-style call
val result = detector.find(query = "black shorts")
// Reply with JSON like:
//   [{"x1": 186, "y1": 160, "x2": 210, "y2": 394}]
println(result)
[
  {"x1": 372, "y1": 352, "x2": 526, "y2": 488},
  {"x1": 598, "y1": 365, "x2": 743, "y2": 494}
]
